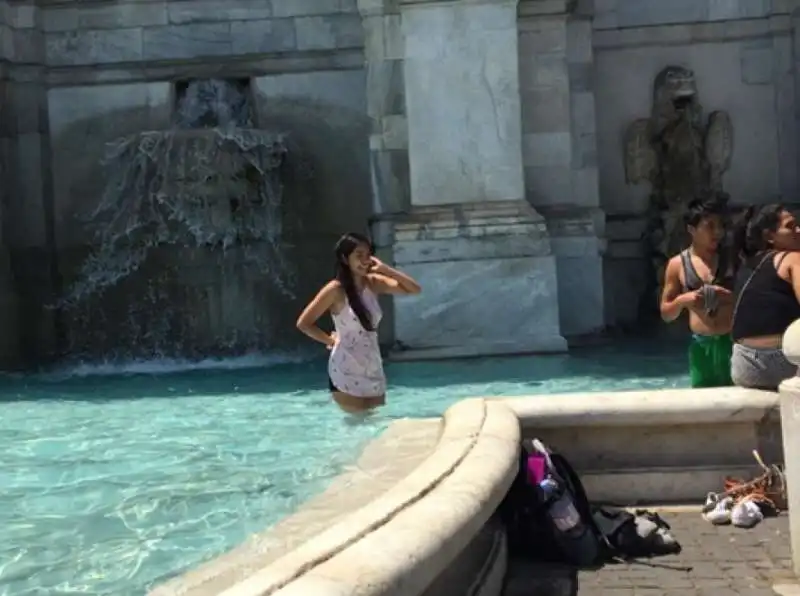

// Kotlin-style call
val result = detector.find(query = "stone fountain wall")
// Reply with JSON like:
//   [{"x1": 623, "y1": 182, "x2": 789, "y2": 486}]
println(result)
[
  {"x1": 591, "y1": 0, "x2": 799, "y2": 328},
  {"x1": 0, "y1": 0, "x2": 52, "y2": 367},
  {"x1": 17, "y1": 0, "x2": 373, "y2": 361},
  {"x1": 1, "y1": 0, "x2": 800, "y2": 365}
]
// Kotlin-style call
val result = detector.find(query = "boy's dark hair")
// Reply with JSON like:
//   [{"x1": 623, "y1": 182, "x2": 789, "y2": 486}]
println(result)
[{"x1": 683, "y1": 197, "x2": 726, "y2": 228}]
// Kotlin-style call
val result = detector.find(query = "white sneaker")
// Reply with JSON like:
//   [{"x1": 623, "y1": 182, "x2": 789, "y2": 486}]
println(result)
[
  {"x1": 731, "y1": 499, "x2": 764, "y2": 528},
  {"x1": 703, "y1": 493, "x2": 733, "y2": 525},
  {"x1": 701, "y1": 492, "x2": 717, "y2": 514}
]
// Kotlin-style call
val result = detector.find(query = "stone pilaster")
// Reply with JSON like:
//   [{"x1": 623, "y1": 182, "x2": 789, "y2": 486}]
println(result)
[
  {"x1": 358, "y1": 0, "x2": 411, "y2": 348},
  {"x1": 0, "y1": 0, "x2": 52, "y2": 368},
  {"x1": 402, "y1": 0, "x2": 526, "y2": 205},
  {"x1": 385, "y1": 202, "x2": 566, "y2": 359},
  {"x1": 0, "y1": 0, "x2": 15, "y2": 366},
  {"x1": 357, "y1": 0, "x2": 411, "y2": 216},
  {"x1": 373, "y1": 0, "x2": 566, "y2": 358},
  {"x1": 518, "y1": 0, "x2": 606, "y2": 336},
  {"x1": 3, "y1": 2, "x2": 59, "y2": 367}
]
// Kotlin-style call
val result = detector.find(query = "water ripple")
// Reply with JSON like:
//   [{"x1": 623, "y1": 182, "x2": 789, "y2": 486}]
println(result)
[
  {"x1": 0, "y1": 345, "x2": 687, "y2": 596},
  {"x1": 0, "y1": 387, "x2": 380, "y2": 596}
]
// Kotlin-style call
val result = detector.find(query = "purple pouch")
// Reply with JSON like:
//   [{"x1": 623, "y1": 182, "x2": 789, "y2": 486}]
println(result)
[{"x1": 526, "y1": 453, "x2": 547, "y2": 485}]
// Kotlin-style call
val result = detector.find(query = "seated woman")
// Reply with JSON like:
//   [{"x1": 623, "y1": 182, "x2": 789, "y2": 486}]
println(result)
[{"x1": 730, "y1": 204, "x2": 800, "y2": 389}]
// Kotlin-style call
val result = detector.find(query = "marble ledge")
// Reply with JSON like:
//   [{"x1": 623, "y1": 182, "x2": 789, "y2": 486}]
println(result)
[
  {"x1": 499, "y1": 387, "x2": 779, "y2": 429},
  {"x1": 392, "y1": 254, "x2": 564, "y2": 353},
  {"x1": 392, "y1": 235, "x2": 554, "y2": 264},
  {"x1": 43, "y1": 50, "x2": 364, "y2": 87},
  {"x1": 394, "y1": 220, "x2": 547, "y2": 241},
  {"x1": 381, "y1": 203, "x2": 551, "y2": 243},
  {"x1": 592, "y1": 17, "x2": 790, "y2": 49},
  {"x1": 0, "y1": 62, "x2": 45, "y2": 83},
  {"x1": 541, "y1": 210, "x2": 605, "y2": 238},
  {"x1": 157, "y1": 399, "x2": 520, "y2": 596},
  {"x1": 376, "y1": 200, "x2": 545, "y2": 225},
  {"x1": 518, "y1": 0, "x2": 576, "y2": 18},
  {"x1": 399, "y1": 0, "x2": 523, "y2": 6}
]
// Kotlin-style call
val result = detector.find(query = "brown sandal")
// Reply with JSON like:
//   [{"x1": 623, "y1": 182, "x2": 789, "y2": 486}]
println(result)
[{"x1": 719, "y1": 450, "x2": 786, "y2": 514}]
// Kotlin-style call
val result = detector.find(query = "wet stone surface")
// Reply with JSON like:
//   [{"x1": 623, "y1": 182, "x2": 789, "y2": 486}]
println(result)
[{"x1": 504, "y1": 512, "x2": 795, "y2": 595}]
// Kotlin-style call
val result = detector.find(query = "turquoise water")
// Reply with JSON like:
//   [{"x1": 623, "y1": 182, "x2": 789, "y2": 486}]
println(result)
[{"x1": 0, "y1": 343, "x2": 687, "y2": 596}]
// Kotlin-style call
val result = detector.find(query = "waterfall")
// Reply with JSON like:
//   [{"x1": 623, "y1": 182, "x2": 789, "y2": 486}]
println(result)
[{"x1": 60, "y1": 79, "x2": 301, "y2": 360}]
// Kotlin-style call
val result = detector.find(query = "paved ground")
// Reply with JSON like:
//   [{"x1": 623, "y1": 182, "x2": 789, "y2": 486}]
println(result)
[{"x1": 504, "y1": 511, "x2": 795, "y2": 595}]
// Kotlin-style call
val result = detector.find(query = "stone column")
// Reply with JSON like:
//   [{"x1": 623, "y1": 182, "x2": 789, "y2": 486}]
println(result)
[
  {"x1": 780, "y1": 319, "x2": 800, "y2": 577},
  {"x1": 358, "y1": 0, "x2": 412, "y2": 348},
  {"x1": 517, "y1": 0, "x2": 605, "y2": 337},
  {"x1": 373, "y1": 0, "x2": 566, "y2": 359},
  {"x1": 357, "y1": 0, "x2": 411, "y2": 217}
]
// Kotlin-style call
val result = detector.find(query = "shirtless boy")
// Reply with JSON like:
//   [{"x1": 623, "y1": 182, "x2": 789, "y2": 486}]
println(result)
[{"x1": 660, "y1": 199, "x2": 734, "y2": 387}]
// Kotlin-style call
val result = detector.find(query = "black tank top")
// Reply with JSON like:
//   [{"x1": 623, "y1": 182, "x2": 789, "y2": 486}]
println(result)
[{"x1": 731, "y1": 251, "x2": 800, "y2": 340}]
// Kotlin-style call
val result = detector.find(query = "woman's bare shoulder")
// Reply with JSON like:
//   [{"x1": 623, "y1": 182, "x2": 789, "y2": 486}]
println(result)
[
  {"x1": 779, "y1": 251, "x2": 800, "y2": 268},
  {"x1": 320, "y1": 279, "x2": 344, "y2": 296}
]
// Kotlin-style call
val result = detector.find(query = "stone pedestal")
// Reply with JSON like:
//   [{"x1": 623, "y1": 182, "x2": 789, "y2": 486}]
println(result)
[
  {"x1": 780, "y1": 320, "x2": 800, "y2": 578},
  {"x1": 366, "y1": 0, "x2": 565, "y2": 358},
  {"x1": 540, "y1": 207, "x2": 606, "y2": 337},
  {"x1": 401, "y1": 0, "x2": 525, "y2": 206},
  {"x1": 374, "y1": 201, "x2": 566, "y2": 359}
]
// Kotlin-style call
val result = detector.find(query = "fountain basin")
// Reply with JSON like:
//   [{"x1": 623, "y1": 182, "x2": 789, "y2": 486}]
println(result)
[{"x1": 151, "y1": 386, "x2": 781, "y2": 596}]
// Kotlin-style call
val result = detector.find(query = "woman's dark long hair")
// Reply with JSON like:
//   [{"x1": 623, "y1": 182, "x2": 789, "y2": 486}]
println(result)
[
  {"x1": 334, "y1": 232, "x2": 375, "y2": 331},
  {"x1": 730, "y1": 203, "x2": 785, "y2": 268}
]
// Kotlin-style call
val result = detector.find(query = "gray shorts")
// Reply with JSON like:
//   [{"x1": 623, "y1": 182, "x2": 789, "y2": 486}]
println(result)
[{"x1": 730, "y1": 342, "x2": 797, "y2": 390}]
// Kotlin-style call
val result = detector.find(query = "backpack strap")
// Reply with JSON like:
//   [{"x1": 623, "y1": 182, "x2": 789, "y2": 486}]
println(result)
[
  {"x1": 548, "y1": 453, "x2": 616, "y2": 549},
  {"x1": 549, "y1": 453, "x2": 593, "y2": 521}
]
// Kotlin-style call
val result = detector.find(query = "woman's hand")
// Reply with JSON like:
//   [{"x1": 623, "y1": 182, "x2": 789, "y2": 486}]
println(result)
[
  {"x1": 366, "y1": 256, "x2": 421, "y2": 295},
  {"x1": 327, "y1": 332, "x2": 338, "y2": 350},
  {"x1": 369, "y1": 256, "x2": 391, "y2": 275}
]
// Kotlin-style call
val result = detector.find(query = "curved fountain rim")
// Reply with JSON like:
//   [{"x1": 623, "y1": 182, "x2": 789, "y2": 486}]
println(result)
[{"x1": 149, "y1": 398, "x2": 520, "y2": 595}]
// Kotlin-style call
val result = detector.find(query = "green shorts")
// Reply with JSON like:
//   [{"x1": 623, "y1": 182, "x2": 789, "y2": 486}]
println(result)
[{"x1": 688, "y1": 334, "x2": 733, "y2": 388}]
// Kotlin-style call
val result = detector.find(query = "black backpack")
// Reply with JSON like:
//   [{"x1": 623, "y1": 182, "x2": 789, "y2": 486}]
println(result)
[{"x1": 500, "y1": 439, "x2": 682, "y2": 567}]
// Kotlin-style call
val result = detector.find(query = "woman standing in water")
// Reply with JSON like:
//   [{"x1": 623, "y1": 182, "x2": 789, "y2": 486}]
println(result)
[{"x1": 296, "y1": 232, "x2": 421, "y2": 413}]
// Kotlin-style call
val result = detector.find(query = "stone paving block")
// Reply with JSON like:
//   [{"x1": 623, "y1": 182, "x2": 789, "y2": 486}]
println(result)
[{"x1": 504, "y1": 512, "x2": 793, "y2": 595}]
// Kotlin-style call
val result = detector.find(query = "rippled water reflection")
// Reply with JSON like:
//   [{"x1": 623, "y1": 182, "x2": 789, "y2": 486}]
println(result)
[{"x1": 0, "y1": 343, "x2": 686, "y2": 595}]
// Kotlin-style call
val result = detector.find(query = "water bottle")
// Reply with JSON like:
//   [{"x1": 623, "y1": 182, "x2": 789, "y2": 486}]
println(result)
[{"x1": 539, "y1": 476, "x2": 581, "y2": 533}]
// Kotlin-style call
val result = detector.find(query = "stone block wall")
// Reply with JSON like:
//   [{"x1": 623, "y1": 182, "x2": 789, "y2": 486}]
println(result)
[
  {"x1": 42, "y1": 0, "x2": 363, "y2": 67},
  {"x1": 2, "y1": 0, "x2": 800, "y2": 362},
  {"x1": 590, "y1": 0, "x2": 799, "y2": 328},
  {"x1": 41, "y1": 0, "x2": 370, "y2": 247},
  {"x1": 517, "y1": 0, "x2": 605, "y2": 337},
  {"x1": 0, "y1": 0, "x2": 54, "y2": 366},
  {"x1": 0, "y1": 0, "x2": 373, "y2": 365},
  {"x1": 518, "y1": 1, "x2": 599, "y2": 210}
]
